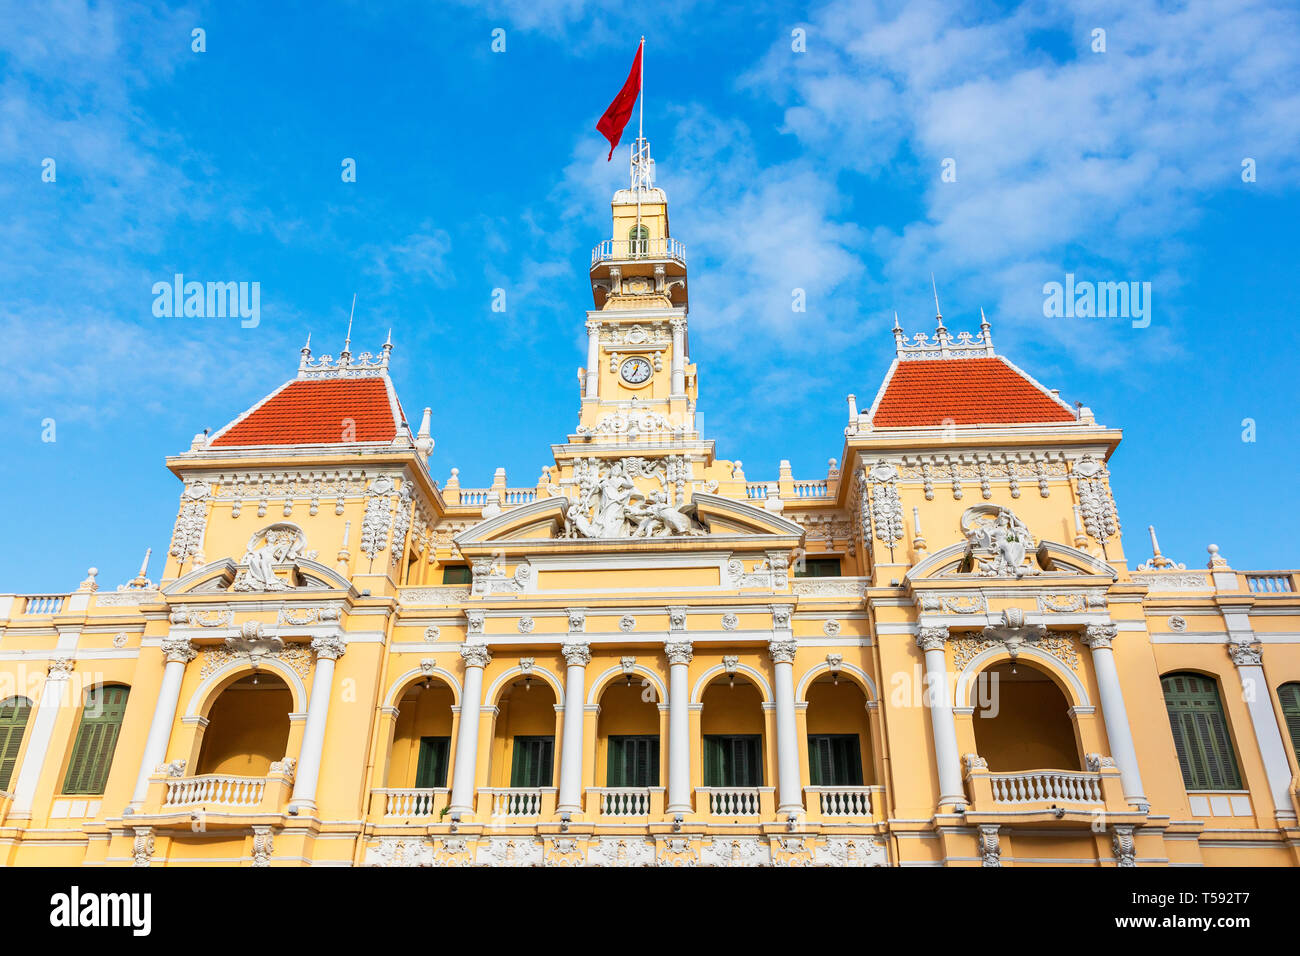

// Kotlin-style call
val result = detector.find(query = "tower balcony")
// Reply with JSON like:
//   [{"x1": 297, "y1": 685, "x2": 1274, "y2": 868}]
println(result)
[
  {"x1": 590, "y1": 238, "x2": 688, "y2": 309},
  {"x1": 590, "y1": 236, "x2": 686, "y2": 269}
]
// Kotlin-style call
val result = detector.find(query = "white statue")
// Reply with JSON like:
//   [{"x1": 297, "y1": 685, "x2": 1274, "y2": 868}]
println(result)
[
  {"x1": 231, "y1": 523, "x2": 315, "y2": 591},
  {"x1": 961, "y1": 506, "x2": 1036, "y2": 577}
]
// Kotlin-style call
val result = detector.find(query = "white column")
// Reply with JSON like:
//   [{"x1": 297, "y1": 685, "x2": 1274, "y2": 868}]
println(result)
[
  {"x1": 1229, "y1": 641, "x2": 1296, "y2": 820},
  {"x1": 917, "y1": 627, "x2": 965, "y2": 807},
  {"x1": 449, "y1": 644, "x2": 491, "y2": 816},
  {"x1": 584, "y1": 319, "x2": 601, "y2": 399},
  {"x1": 9, "y1": 658, "x2": 75, "y2": 819},
  {"x1": 129, "y1": 638, "x2": 197, "y2": 807},
  {"x1": 665, "y1": 640, "x2": 693, "y2": 814},
  {"x1": 1082, "y1": 624, "x2": 1148, "y2": 808},
  {"x1": 288, "y1": 636, "x2": 345, "y2": 814},
  {"x1": 557, "y1": 641, "x2": 591, "y2": 814},
  {"x1": 769, "y1": 638, "x2": 803, "y2": 816},
  {"x1": 669, "y1": 317, "x2": 687, "y2": 395}
]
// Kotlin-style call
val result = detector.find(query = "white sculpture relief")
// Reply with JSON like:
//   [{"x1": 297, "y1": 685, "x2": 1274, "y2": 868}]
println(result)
[
  {"x1": 169, "y1": 481, "x2": 210, "y2": 568},
  {"x1": 587, "y1": 837, "x2": 656, "y2": 867},
  {"x1": 562, "y1": 457, "x2": 706, "y2": 539},
  {"x1": 230, "y1": 523, "x2": 316, "y2": 592},
  {"x1": 960, "y1": 505, "x2": 1037, "y2": 577},
  {"x1": 360, "y1": 477, "x2": 396, "y2": 560},
  {"x1": 863, "y1": 463, "x2": 904, "y2": 560},
  {"x1": 1074, "y1": 456, "x2": 1119, "y2": 547}
]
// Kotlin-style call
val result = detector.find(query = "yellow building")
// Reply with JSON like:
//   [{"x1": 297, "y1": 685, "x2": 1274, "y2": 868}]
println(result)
[{"x1": 2, "y1": 140, "x2": 1298, "y2": 867}]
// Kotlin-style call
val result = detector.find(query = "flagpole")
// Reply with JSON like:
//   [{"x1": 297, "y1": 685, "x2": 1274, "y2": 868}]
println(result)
[{"x1": 635, "y1": 36, "x2": 645, "y2": 252}]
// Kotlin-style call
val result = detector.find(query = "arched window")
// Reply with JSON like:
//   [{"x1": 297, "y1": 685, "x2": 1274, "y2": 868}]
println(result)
[
  {"x1": 629, "y1": 224, "x2": 649, "y2": 257},
  {"x1": 0, "y1": 697, "x2": 32, "y2": 791},
  {"x1": 1161, "y1": 673, "x2": 1241, "y2": 790},
  {"x1": 1278, "y1": 683, "x2": 1300, "y2": 767},
  {"x1": 63, "y1": 685, "x2": 130, "y2": 795}
]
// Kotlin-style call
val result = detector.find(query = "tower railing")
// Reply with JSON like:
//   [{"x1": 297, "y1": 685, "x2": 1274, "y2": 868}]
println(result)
[{"x1": 591, "y1": 237, "x2": 686, "y2": 267}]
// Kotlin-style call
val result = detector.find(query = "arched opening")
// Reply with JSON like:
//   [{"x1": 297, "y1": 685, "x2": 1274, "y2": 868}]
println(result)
[
  {"x1": 389, "y1": 678, "x2": 455, "y2": 788},
  {"x1": 596, "y1": 675, "x2": 661, "y2": 789},
  {"x1": 491, "y1": 675, "x2": 558, "y2": 788},
  {"x1": 973, "y1": 662, "x2": 1079, "y2": 771},
  {"x1": 0, "y1": 696, "x2": 33, "y2": 792},
  {"x1": 196, "y1": 673, "x2": 291, "y2": 776},
  {"x1": 805, "y1": 678, "x2": 873, "y2": 786},
  {"x1": 63, "y1": 684, "x2": 130, "y2": 795},
  {"x1": 700, "y1": 677, "x2": 765, "y2": 788}
]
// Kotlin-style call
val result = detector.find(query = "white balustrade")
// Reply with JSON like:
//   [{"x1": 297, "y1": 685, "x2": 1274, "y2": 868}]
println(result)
[
  {"x1": 700, "y1": 787, "x2": 761, "y2": 816},
  {"x1": 1246, "y1": 573, "x2": 1295, "y2": 593},
  {"x1": 591, "y1": 788, "x2": 652, "y2": 817},
  {"x1": 590, "y1": 237, "x2": 687, "y2": 266},
  {"x1": 988, "y1": 770, "x2": 1103, "y2": 805},
  {"x1": 381, "y1": 788, "x2": 448, "y2": 817},
  {"x1": 459, "y1": 489, "x2": 491, "y2": 506},
  {"x1": 806, "y1": 786, "x2": 873, "y2": 817},
  {"x1": 792, "y1": 480, "x2": 830, "y2": 498},
  {"x1": 163, "y1": 774, "x2": 266, "y2": 808},
  {"x1": 745, "y1": 483, "x2": 769, "y2": 500},
  {"x1": 503, "y1": 488, "x2": 537, "y2": 505},
  {"x1": 22, "y1": 595, "x2": 66, "y2": 615},
  {"x1": 488, "y1": 788, "x2": 545, "y2": 818}
]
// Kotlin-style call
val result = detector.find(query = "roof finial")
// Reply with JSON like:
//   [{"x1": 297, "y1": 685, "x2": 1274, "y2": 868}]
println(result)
[
  {"x1": 299, "y1": 332, "x2": 313, "y2": 376},
  {"x1": 380, "y1": 328, "x2": 394, "y2": 369},
  {"x1": 342, "y1": 293, "x2": 356, "y2": 360},
  {"x1": 931, "y1": 274, "x2": 944, "y2": 330}
]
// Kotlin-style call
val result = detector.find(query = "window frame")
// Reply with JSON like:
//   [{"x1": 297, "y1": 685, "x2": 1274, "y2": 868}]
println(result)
[{"x1": 1161, "y1": 672, "x2": 1243, "y2": 791}]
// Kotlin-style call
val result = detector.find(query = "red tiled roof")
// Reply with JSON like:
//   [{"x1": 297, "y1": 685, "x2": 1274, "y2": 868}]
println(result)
[
  {"x1": 211, "y1": 377, "x2": 398, "y2": 447},
  {"x1": 870, "y1": 357, "x2": 1076, "y2": 427}
]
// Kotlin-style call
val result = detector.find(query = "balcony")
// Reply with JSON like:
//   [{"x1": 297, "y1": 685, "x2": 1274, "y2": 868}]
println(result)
[
  {"x1": 586, "y1": 787, "x2": 665, "y2": 819},
  {"x1": 371, "y1": 787, "x2": 450, "y2": 821},
  {"x1": 697, "y1": 787, "x2": 775, "y2": 818},
  {"x1": 590, "y1": 237, "x2": 686, "y2": 268},
  {"x1": 804, "y1": 785, "x2": 884, "y2": 824},
  {"x1": 478, "y1": 787, "x2": 558, "y2": 821},
  {"x1": 962, "y1": 760, "x2": 1138, "y2": 824},
  {"x1": 140, "y1": 764, "x2": 296, "y2": 825}
]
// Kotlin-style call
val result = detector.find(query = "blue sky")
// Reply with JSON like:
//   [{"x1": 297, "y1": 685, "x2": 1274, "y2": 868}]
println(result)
[{"x1": 1, "y1": 0, "x2": 1297, "y2": 592}]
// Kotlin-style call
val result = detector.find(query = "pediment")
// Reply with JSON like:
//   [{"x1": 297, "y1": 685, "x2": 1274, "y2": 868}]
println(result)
[
  {"x1": 905, "y1": 539, "x2": 1118, "y2": 582},
  {"x1": 452, "y1": 492, "x2": 805, "y2": 556},
  {"x1": 163, "y1": 557, "x2": 354, "y2": 595}
]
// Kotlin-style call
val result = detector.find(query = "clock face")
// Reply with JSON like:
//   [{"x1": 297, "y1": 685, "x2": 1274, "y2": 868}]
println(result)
[{"x1": 620, "y1": 356, "x2": 653, "y2": 385}]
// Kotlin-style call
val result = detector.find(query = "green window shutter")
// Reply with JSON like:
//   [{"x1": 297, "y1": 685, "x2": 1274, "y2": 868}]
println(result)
[
  {"x1": 1278, "y1": 684, "x2": 1300, "y2": 767},
  {"x1": 703, "y1": 736, "x2": 722, "y2": 787},
  {"x1": 0, "y1": 697, "x2": 32, "y2": 792},
  {"x1": 63, "y1": 686, "x2": 130, "y2": 796},
  {"x1": 607, "y1": 737, "x2": 626, "y2": 787},
  {"x1": 1161, "y1": 673, "x2": 1242, "y2": 790},
  {"x1": 510, "y1": 736, "x2": 554, "y2": 788},
  {"x1": 608, "y1": 736, "x2": 659, "y2": 787},
  {"x1": 440, "y1": 565, "x2": 471, "y2": 585},
  {"x1": 415, "y1": 736, "x2": 450, "y2": 788},
  {"x1": 809, "y1": 734, "x2": 864, "y2": 787}
]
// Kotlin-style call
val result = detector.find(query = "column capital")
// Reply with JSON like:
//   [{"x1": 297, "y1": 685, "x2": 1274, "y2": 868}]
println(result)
[
  {"x1": 561, "y1": 641, "x2": 592, "y2": 667},
  {"x1": 1227, "y1": 639, "x2": 1263, "y2": 666},
  {"x1": 669, "y1": 316, "x2": 688, "y2": 333},
  {"x1": 46, "y1": 656, "x2": 75, "y2": 680},
  {"x1": 915, "y1": 626, "x2": 948, "y2": 652},
  {"x1": 460, "y1": 643, "x2": 492, "y2": 668},
  {"x1": 664, "y1": 640, "x2": 693, "y2": 665},
  {"x1": 768, "y1": 639, "x2": 798, "y2": 664},
  {"x1": 585, "y1": 318, "x2": 602, "y2": 334},
  {"x1": 310, "y1": 636, "x2": 347, "y2": 661},
  {"x1": 161, "y1": 637, "x2": 198, "y2": 664},
  {"x1": 1082, "y1": 623, "x2": 1117, "y2": 649}
]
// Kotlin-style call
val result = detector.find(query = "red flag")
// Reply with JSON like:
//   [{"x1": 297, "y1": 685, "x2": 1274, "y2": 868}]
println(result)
[{"x1": 596, "y1": 41, "x2": 643, "y2": 161}]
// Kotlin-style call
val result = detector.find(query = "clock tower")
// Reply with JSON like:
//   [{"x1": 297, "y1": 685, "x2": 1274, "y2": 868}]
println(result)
[{"x1": 567, "y1": 136, "x2": 701, "y2": 447}]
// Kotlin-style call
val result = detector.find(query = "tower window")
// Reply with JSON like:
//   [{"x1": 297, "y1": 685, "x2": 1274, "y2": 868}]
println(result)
[
  {"x1": 441, "y1": 564, "x2": 471, "y2": 585},
  {"x1": 628, "y1": 224, "x2": 649, "y2": 257}
]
